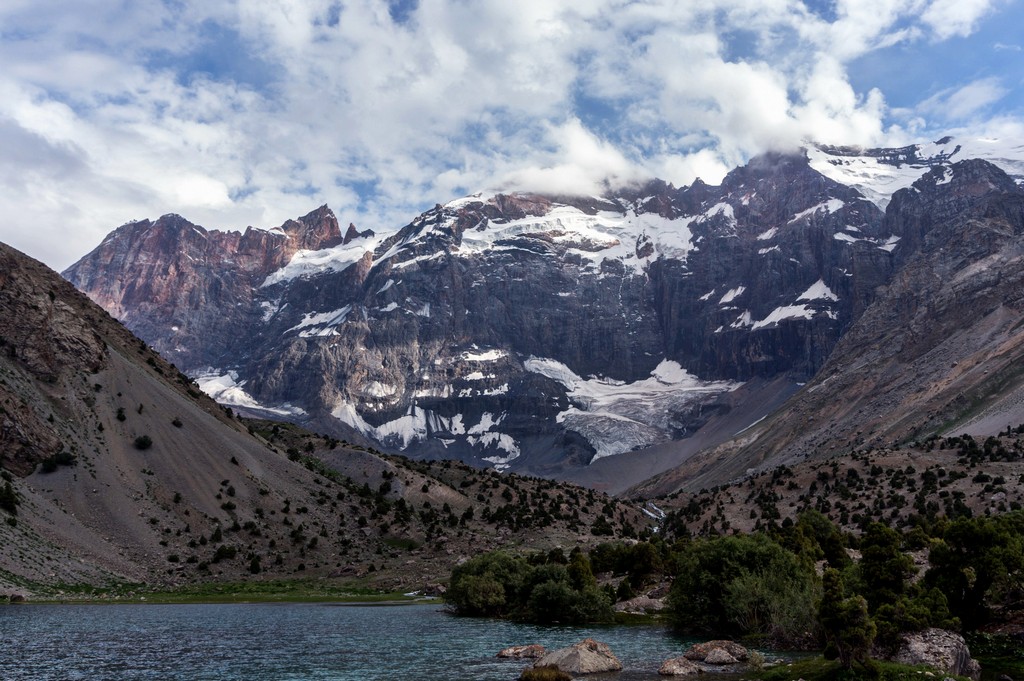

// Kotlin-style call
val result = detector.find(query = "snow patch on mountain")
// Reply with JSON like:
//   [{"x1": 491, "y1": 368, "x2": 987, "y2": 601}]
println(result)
[
  {"x1": 719, "y1": 286, "x2": 746, "y2": 304},
  {"x1": 196, "y1": 370, "x2": 306, "y2": 417},
  {"x1": 463, "y1": 348, "x2": 507, "y2": 362},
  {"x1": 878, "y1": 236, "x2": 901, "y2": 252},
  {"x1": 286, "y1": 306, "x2": 352, "y2": 336},
  {"x1": 262, "y1": 236, "x2": 385, "y2": 287},
  {"x1": 798, "y1": 279, "x2": 839, "y2": 302},
  {"x1": 332, "y1": 402, "x2": 439, "y2": 449},
  {"x1": 808, "y1": 135, "x2": 1024, "y2": 208},
  {"x1": 752, "y1": 304, "x2": 836, "y2": 330},
  {"x1": 329, "y1": 400, "x2": 519, "y2": 467},
  {"x1": 523, "y1": 358, "x2": 742, "y2": 461},
  {"x1": 446, "y1": 201, "x2": 697, "y2": 271},
  {"x1": 789, "y1": 198, "x2": 845, "y2": 223}
]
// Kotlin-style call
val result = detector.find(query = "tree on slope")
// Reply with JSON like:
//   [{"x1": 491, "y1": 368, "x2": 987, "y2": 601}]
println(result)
[{"x1": 818, "y1": 568, "x2": 876, "y2": 670}]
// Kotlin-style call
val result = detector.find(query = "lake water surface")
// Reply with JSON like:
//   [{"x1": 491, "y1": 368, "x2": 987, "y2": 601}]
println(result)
[{"x1": 0, "y1": 602, "x2": 698, "y2": 680}]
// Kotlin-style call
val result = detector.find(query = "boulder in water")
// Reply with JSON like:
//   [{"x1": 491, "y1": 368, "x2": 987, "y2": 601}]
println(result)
[
  {"x1": 658, "y1": 655, "x2": 702, "y2": 675},
  {"x1": 533, "y1": 638, "x2": 622, "y2": 674},
  {"x1": 498, "y1": 644, "x2": 546, "y2": 659},
  {"x1": 683, "y1": 640, "x2": 748, "y2": 662}
]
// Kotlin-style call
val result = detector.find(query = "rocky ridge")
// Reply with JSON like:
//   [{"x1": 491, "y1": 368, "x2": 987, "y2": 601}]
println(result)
[
  {"x1": 65, "y1": 151, "x2": 900, "y2": 486},
  {"x1": 63, "y1": 136, "x2": 1024, "y2": 491},
  {"x1": 63, "y1": 206, "x2": 353, "y2": 370}
]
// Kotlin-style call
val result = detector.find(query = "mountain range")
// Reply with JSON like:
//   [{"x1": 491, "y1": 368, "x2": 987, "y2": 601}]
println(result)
[{"x1": 62, "y1": 137, "x2": 1024, "y2": 494}]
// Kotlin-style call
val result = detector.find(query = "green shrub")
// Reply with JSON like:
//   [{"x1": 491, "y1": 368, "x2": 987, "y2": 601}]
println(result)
[
  {"x1": 446, "y1": 550, "x2": 613, "y2": 624},
  {"x1": 134, "y1": 435, "x2": 153, "y2": 450},
  {"x1": 39, "y1": 450, "x2": 77, "y2": 473},
  {"x1": 819, "y1": 568, "x2": 876, "y2": 670},
  {"x1": 924, "y1": 511, "x2": 1024, "y2": 629},
  {"x1": 0, "y1": 481, "x2": 18, "y2": 515},
  {"x1": 668, "y1": 532, "x2": 819, "y2": 645},
  {"x1": 212, "y1": 545, "x2": 237, "y2": 563}
]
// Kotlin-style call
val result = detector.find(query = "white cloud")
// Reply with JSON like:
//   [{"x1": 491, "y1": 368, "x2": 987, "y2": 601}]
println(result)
[
  {"x1": 921, "y1": 0, "x2": 998, "y2": 39},
  {"x1": 0, "y1": 0, "x2": 1017, "y2": 270},
  {"x1": 919, "y1": 77, "x2": 1009, "y2": 121},
  {"x1": 493, "y1": 118, "x2": 646, "y2": 195}
]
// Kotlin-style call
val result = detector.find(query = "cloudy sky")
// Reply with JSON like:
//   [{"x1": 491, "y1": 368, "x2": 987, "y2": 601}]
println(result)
[{"x1": 1, "y1": 0, "x2": 1022, "y2": 270}]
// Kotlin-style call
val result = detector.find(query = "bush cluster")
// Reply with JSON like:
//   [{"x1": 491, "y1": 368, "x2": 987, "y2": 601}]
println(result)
[
  {"x1": 667, "y1": 511, "x2": 1024, "y2": 666},
  {"x1": 447, "y1": 510, "x2": 1024, "y2": 671},
  {"x1": 446, "y1": 550, "x2": 613, "y2": 624}
]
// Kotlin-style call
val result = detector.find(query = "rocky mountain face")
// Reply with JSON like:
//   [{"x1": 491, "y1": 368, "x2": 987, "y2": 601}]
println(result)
[
  {"x1": 63, "y1": 206, "x2": 354, "y2": 370},
  {"x1": 66, "y1": 150, "x2": 904, "y2": 484},
  {"x1": 808, "y1": 135, "x2": 1024, "y2": 208},
  {"x1": 634, "y1": 158, "x2": 1024, "y2": 495},
  {"x1": 1, "y1": 244, "x2": 108, "y2": 476},
  {"x1": 1, "y1": 242, "x2": 647, "y2": 596},
  {"x1": 63, "y1": 133, "x2": 1024, "y2": 491}
]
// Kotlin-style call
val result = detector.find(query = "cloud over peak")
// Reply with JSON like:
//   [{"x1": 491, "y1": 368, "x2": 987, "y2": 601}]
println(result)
[{"x1": 0, "y1": 0, "x2": 1018, "y2": 269}]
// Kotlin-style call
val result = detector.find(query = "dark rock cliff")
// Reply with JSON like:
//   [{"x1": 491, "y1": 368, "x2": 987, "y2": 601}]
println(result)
[
  {"x1": 65, "y1": 152, "x2": 911, "y2": 478},
  {"x1": 634, "y1": 159, "x2": 1024, "y2": 494}
]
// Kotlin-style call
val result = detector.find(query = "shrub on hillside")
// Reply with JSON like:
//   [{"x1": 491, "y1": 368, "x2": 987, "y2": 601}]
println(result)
[
  {"x1": 447, "y1": 550, "x2": 613, "y2": 624},
  {"x1": 668, "y1": 533, "x2": 819, "y2": 645}
]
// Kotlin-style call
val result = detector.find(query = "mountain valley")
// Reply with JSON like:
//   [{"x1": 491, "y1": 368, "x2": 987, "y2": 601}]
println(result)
[{"x1": 6, "y1": 135, "x2": 1024, "y2": 599}]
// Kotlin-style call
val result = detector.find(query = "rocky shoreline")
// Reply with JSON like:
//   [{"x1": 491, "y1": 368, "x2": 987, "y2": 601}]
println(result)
[{"x1": 500, "y1": 629, "x2": 982, "y2": 679}]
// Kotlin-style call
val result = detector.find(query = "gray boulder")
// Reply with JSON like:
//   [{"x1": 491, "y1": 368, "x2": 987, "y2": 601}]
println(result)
[
  {"x1": 498, "y1": 644, "x2": 546, "y2": 659},
  {"x1": 891, "y1": 628, "x2": 981, "y2": 681},
  {"x1": 704, "y1": 648, "x2": 739, "y2": 665},
  {"x1": 658, "y1": 656, "x2": 702, "y2": 675},
  {"x1": 614, "y1": 595, "x2": 668, "y2": 614},
  {"x1": 534, "y1": 638, "x2": 623, "y2": 674},
  {"x1": 683, "y1": 640, "x2": 749, "y2": 662}
]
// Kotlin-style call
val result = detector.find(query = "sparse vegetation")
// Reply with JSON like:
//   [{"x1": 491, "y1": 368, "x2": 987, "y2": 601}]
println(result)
[
  {"x1": 134, "y1": 434, "x2": 153, "y2": 450},
  {"x1": 39, "y1": 449, "x2": 77, "y2": 473}
]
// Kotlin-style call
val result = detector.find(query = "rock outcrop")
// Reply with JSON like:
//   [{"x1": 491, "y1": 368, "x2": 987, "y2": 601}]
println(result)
[
  {"x1": 683, "y1": 640, "x2": 749, "y2": 662},
  {"x1": 613, "y1": 595, "x2": 667, "y2": 614},
  {"x1": 1, "y1": 243, "x2": 108, "y2": 475},
  {"x1": 890, "y1": 628, "x2": 981, "y2": 681},
  {"x1": 498, "y1": 645, "x2": 546, "y2": 659},
  {"x1": 704, "y1": 648, "x2": 739, "y2": 665},
  {"x1": 533, "y1": 638, "x2": 623, "y2": 674},
  {"x1": 632, "y1": 157, "x2": 1024, "y2": 494},
  {"x1": 658, "y1": 656, "x2": 702, "y2": 676},
  {"x1": 62, "y1": 206, "x2": 348, "y2": 371}
]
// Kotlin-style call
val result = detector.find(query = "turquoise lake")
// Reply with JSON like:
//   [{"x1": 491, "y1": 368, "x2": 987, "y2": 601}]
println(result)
[{"x1": 0, "y1": 602, "x2": 704, "y2": 680}]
